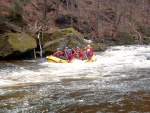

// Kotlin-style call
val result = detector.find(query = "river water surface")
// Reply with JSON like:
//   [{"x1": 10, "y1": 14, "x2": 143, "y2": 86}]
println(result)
[{"x1": 0, "y1": 45, "x2": 150, "y2": 113}]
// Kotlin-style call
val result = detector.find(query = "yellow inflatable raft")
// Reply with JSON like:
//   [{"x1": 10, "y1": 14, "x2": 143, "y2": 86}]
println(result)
[
  {"x1": 46, "y1": 55, "x2": 69, "y2": 63},
  {"x1": 45, "y1": 55, "x2": 97, "y2": 63},
  {"x1": 84, "y1": 56, "x2": 97, "y2": 63}
]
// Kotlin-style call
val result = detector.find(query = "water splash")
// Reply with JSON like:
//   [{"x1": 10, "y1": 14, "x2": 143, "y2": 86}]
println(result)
[
  {"x1": 0, "y1": 45, "x2": 150, "y2": 112},
  {"x1": 0, "y1": 45, "x2": 150, "y2": 87}
]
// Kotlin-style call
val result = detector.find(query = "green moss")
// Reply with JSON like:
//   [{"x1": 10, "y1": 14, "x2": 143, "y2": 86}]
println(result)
[
  {"x1": 49, "y1": 28, "x2": 72, "y2": 40},
  {"x1": 6, "y1": 32, "x2": 36, "y2": 52},
  {"x1": 115, "y1": 32, "x2": 135, "y2": 45},
  {"x1": 45, "y1": 42, "x2": 60, "y2": 52},
  {"x1": 42, "y1": 28, "x2": 85, "y2": 52},
  {"x1": 43, "y1": 28, "x2": 84, "y2": 43},
  {"x1": 0, "y1": 32, "x2": 37, "y2": 57},
  {"x1": 61, "y1": 28, "x2": 73, "y2": 34},
  {"x1": 0, "y1": 35, "x2": 6, "y2": 47},
  {"x1": 0, "y1": 35, "x2": 12, "y2": 57},
  {"x1": 138, "y1": 26, "x2": 150, "y2": 37},
  {"x1": 143, "y1": 35, "x2": 150, "y2": 43},
  {"x1": 42, "y1": 30, "x2": 63, "y2": 43}
]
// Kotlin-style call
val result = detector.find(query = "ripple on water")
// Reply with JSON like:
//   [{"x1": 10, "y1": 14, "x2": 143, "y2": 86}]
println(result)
[{"x1": 0, "y1": 45, "x2": 150, "y2": 112}]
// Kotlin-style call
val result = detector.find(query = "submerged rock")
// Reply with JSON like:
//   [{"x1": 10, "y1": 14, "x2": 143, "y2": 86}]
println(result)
[{"x1": 147, "y1": 57, "x2": 150, "y2": 60}]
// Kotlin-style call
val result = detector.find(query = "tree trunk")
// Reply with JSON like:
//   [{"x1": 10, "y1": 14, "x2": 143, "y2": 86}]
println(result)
[
  {"x1": 70, "y1": 0, "x2": 74, "y2": 27},
  {"x1": 95, "y1": 0, "x2": 100, "y2": 36},
  {"x1": 43, "y1": 0, "x2": 47, "y2": 25},
  {"x1": 125, "y1": 20, "x2": 143, "y2": 44},
  {"x1": 66, "y1": 0, "x2": 69, "y2": 10},
  {"x1": 55, "y1": 0, "x2": 60, "y2": 18},
  {"x1": 76, "y1": 0, "x2": 81, "y2": 28}
]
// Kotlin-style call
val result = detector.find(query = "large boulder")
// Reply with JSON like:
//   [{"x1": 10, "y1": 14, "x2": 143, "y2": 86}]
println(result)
[
  {"x1": 114, "y1": 32, "x2": 135, "y2": 45},
  {"x1": 0, "y1": 32, "x2": 37, "y2": 59},
  {"x1": 0, "y1": 23, "x2": 37, "y2": 59},
  {"x1": 138, "y1": 25, "x2": 150, "y2": 37},
  {"x1": 42, "y1": 28, "x2": 105, "y2": 54},
  {"x1": 42, "y1": 28, "x2": 86, "y2": 53}
]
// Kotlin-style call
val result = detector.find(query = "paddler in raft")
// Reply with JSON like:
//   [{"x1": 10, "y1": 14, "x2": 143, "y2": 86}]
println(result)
[
  {"x1": 85, "y1": 45, "x2": 93, "y2": 60},
  {"x1": 64, "y1": 47, "x2": 74, "y2": 62},
  {"x1": 73, "y1": 46, "x2": 85, "y2": 60},
  {"x1": 52, "y1": 47, "x2": 73, "y2": 62},
  {"x1": 52, "y1": 48, "x2": 63, "y2": 58}
]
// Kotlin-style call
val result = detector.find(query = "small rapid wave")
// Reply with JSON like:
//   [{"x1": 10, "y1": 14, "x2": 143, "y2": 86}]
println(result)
[
  {"x1": 0, "y1": 45, "x2": 150, "y2": 87},
  {"x1": 0, "y1": 45, "x2": 150, "y2": 112}
]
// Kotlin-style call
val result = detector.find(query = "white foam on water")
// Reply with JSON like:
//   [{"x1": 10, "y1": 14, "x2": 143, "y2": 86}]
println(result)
[{"x1": 0, "y1": 45, "x2": 150, "y2": 87}]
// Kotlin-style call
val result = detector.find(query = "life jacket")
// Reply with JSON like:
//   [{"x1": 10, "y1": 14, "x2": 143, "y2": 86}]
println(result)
[
  {"x1": 76, "y1": 48, "x2": 82, "y2": 53},
  {"x1": 53, "y1": 51, "x2": 63, "y2": 57},
  {"x1": 56, "y1": 51, "x2": 63, "y2": 57},
  {"x1": 67, "y1": 49, "x2": 73, "y2": 57},
  {"x1": 85, "y1": 47, "x2": 93, "y2": 59},
  {"x1": 68, "y1": 49, "x2": 74, "y2": 62},
  {"x1": 86, "y1": 47, "x2": 93, "y2": 53}
]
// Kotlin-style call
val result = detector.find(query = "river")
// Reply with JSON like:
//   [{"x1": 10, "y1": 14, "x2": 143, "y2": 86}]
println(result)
[{"x1": 0, "y1": 45, "x2": 150, "y2": 113}]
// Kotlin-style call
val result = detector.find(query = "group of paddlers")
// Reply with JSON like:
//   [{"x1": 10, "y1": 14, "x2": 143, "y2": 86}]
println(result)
[{"x1": 52, "y1": 45, "x2": 94, "y2": 62}]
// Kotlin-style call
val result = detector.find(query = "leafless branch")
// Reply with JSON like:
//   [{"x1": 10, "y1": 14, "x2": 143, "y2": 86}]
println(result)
[
  {"x1": 31, "y1": 1, "x2": 40, "y2": 11},
  {"x1": 125, "y1": 20, "x2": 143, "y2": 44}
]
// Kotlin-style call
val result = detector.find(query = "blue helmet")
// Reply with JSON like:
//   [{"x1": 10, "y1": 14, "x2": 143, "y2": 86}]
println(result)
[
  {"x1": 57, "y1": 48, "x2": 61, "y2": 51},
  {"x1": 65, "y1": 47, "x2": 68, "y2": 49},
  {"x1": 68, "y1": 49, "x2": 72, "y2": 53}
]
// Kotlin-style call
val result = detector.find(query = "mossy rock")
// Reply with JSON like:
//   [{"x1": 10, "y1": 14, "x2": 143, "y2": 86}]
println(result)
[
  {"x1": 0, "y1": 32, "x2": 37, "y2": 58},
  {"x1": 115, "y1": 32, "x2": 135, "y2": 45},
  {"x1": 138, "y1": 26, "x2": 150, "y2": 37},
  {"x1": 0, "y1": 35, "x2": 12, "y2": 57},
  {"x1": 42, "y1": 28, "x2": 85, "y2": 53},
  {"x1": 43, "y1": 28, "x2": 82, "y2": 42},
  {"x1": 143, "y1": 35, "x2": 150, "y2": 44},
  {"x1": 0, "y1": 22, "x2": 22, "y2": 34},
  {"x1": 91, "y1": 43, "x2": 107, "y2": 51}
]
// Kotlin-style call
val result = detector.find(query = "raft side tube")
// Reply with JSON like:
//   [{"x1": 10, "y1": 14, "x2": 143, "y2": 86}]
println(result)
[
  {"x1": 46, "y1": 55, "x2": 69, "y2": 63},
  {"x1": 84, "y1": 56, "x2": 97, "y2": 63}
]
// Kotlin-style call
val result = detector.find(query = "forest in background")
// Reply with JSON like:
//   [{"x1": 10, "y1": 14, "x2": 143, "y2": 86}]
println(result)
[{"x1": 0, "y1": 0, "x2": 150, "y2": 44}]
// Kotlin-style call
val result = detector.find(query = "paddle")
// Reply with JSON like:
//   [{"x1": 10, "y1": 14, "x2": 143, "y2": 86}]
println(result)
[{"x1": 72, "y1": 48, "x2": 79, "y2": 58}]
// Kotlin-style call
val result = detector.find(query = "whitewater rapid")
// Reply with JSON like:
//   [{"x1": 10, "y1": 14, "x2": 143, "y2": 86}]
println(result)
[
  {"x1": 0, "y1": 45, "x2": 150, "y2": 112},
  {"x1": 0, "y1": 45, "x2": 150, "y2": 87}
]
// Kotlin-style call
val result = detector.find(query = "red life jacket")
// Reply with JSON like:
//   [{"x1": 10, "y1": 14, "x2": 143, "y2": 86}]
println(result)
[
  {"x1": 52, "y1": 51, "x2": 63, "y2": 57},
  {"x1": 85, "y1": 47, "x2": 93, "y2": 60},
  {"x1": 75, "y1": 48, "x2": 82, "y2": 53}
]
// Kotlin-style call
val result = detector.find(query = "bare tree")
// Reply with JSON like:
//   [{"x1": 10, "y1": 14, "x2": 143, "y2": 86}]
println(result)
[
  {"x1": 70, "y1": 0, "x2": 75, "y2": 27},
  {"x1": 55, "y1": 0, "x2": 60, "y2": 18},
  {"x1": 95, "y1": 0, "x2": 100, "y2": 36},
  {"x1": 43, "y1": 0, "x2": 47, "y2": 25}
]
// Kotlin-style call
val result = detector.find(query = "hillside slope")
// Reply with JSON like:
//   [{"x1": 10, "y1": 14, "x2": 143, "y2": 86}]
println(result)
[{"x1": 0, "y1": 0, "x2": 150, "y2": 44}]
